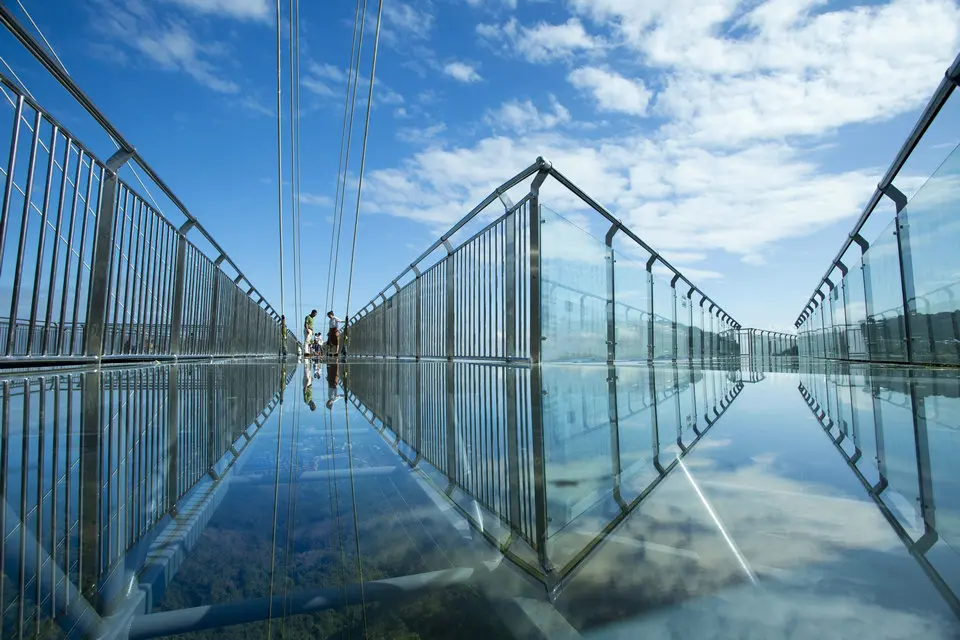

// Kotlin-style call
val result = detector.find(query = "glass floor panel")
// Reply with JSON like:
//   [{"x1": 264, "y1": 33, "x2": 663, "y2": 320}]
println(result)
[{"x1": 1, "y1": 357, "x2": 958, "y2": 639}]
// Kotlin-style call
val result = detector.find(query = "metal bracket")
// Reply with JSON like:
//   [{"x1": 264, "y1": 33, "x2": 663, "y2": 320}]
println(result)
[
  {"x1": 178, "y1": 220, "x2": 195, "y2": 235},
  {"x1": 881, "y1": 183, "x2": 908, "y2": 213},
  {"x1": 247, "y1": 286, "x2": 255, "y2": 295},
  {"x1": 851, "y1": 233, "x2": 870, "y2": 254},
  {"x1": 214, "y1": 254, "x2": 226, "y2": 267},
  {"x1": 392, "y1": 280, "x2": 401, "y2": 293},
  {"x1": 687, "y1": 286, "x2": 696, "y2": 299},
  {"x1": 411, "y1": 265, "x2": 421, "y2": 277},
  {"x1": 105, "y1": 147, "x2": 135, "y2": 173},
  {"x1": 379, "y1": 293, "x2": 387, "y2": 304},
  {"x1": 233, "y1": 274, "x2": 244, "y2": 285},
  {"x1": 825, "y1": 276, "x2": 834, "y2": 291},
  {"x1": 645, "y1": 255, "x2": 657, "y2": 271},
  {"x1": 836, "y1": 260, "x2": 848, "y2": 277},
  {"x1": 604, "y1": 222, "x2": 620, "y2": 246},
  {"x1": 495, "y1": 187, "x2": 515, "y2": 212},
  {"x1": 699, "y1": 296, "x2": 708, "y2": 308},
  {"x1": 442, "y1": 238, "x2": 453, "y2": 254}
]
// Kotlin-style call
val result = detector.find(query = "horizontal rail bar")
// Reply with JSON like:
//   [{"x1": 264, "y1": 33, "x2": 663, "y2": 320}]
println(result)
[
  {"x1": 0, "y1": 6, "x2": 278, "y2": 317},
  {"x1": 796, "y1": 51, "x2": 960, "y2": 327}
]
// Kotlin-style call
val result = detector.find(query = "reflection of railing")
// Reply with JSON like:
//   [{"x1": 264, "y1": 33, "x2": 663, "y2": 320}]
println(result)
[
  {"x1": 795, "y1": 51, "x2": 960, "y2": 367},
  {"x1": 0, "y1": 361, "x2": 291, "y2": 638},
  {"x1": 343, "y1": 360, "x2": 742, "y2": 597},
  {"x1": 796, "y1": 364, "x2": 960, "y2": 619},
  {"x1": 0, "y1": 10, "x2": 293, "y2": 364},
  {"x1": 346, "y1": 158, "x2": 740, "y2": 363}
]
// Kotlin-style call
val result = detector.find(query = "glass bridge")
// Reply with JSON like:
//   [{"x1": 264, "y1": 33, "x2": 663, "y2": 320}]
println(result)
[{"x1": 1, "y1": 5, "x2": 960, "y2": 639}]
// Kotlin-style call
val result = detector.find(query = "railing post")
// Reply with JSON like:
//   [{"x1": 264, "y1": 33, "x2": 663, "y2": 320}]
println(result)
[
  {"x1": 854, "y1": 233, "x2": 874, "y2": 360},
  {"x1": 529, "y1": 162, "x2": 549, "y2": 365},
  {"x1": 670, "y1": 275, "x2": 681, "y2": 362},
  {"x1": 207, "y1": 256, "x2": 225, "y2": 354},
  {"x1": 646, "y1": 255, "x2": 656, "y2": 362},
  {"x1": 505, "y1": 212, "x2": 517, "y2": 361},
  {"x1": 444, "y1": 242, "x2": 454, "y2": 360},
  {"x1": 83, "y1": 149, "x2": 133, "y2": 357},
  {"x1": 605, "y1": 224, "x2": 619, "y2": 365},
  {"x1": 169, "y1": 221, "x2": 194, "y2": 356},
  {"x1": 886, "y1": 185, "x2": 916, "y2": 362},
  {"x1": 413, "y1": 266, "x2": 422, "y2": 360}
]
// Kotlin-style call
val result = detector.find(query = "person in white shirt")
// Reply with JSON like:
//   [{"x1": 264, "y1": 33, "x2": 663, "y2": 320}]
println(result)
[{"x1": 326, "y1": 311, "x2": 343, "y2": 356}]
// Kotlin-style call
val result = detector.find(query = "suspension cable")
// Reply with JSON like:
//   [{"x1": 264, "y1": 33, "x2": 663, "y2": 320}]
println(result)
[
  {"x1": 288, "y1": 0, "x2": 299, "y2": 332},
  {"x1": 275, "y1": 0, "x2": 286, "y2": 324},
  {"x1": 344, "y1": 0, "x2": 385, "y2": 324},
  {"x1": 324, "y1": 0, "x2": 363, "y2": 312},
  {"x1": 328, "y1": 0, "x2": 368, "y2": 313},
  {"x1": 294, "y1": 0, "x2": 304, "y2": 322},
  {"x1": 14, "y1": 0, "x2": 166, "y2": 215}
]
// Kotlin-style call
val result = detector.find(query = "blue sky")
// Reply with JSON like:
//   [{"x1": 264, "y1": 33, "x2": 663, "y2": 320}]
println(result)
[{"x1": 1, "y1": 0, "x2": 959, "y2": 332}]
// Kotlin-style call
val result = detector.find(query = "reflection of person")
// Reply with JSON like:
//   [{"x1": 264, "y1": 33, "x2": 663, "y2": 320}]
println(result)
[
  {"x1": 302, "y1": 359, "x2": 317, "y2": 411},
  {"x1": 326, "y1": 361, "x2": 342, "y2": 409}
]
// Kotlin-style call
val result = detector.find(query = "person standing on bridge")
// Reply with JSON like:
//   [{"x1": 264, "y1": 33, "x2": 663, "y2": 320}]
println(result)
[
  {"x1": 326, "y1": 310, "x2": 343, "y2": 357},
  {"x1": 304, "y1": 309, "x2": 318, "y2": 355}
]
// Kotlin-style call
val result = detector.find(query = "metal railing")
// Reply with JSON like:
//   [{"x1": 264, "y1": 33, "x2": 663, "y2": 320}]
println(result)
[
  {"x1": 795, "y1": 51, "x2": 960, "y2": 366},
  {"x1": 737, "y1": 329, "x2": 797, "y2": 358},
  {"x1": 346, "y1": 158, "x2": 742, "y2": 363},
  {"x1": 344, "y1": 359, "x2": 743, "y2": 595},
  {"x1": 0, "y1": 7, "x2": 293, "y2": 365},
  {"x1": 797, "y1": 362, "x2": 959, "y2": 618},
  {"x1": 0, "y1": 360, "x2": 292, "y2": 638}
]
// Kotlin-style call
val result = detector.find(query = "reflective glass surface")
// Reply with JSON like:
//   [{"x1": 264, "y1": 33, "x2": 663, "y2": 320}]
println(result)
[{"x1": 3, "y1": 357, "x2": 959, "y2": 639}]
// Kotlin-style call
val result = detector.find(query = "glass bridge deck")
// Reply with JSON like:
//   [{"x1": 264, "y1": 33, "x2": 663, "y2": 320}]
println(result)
[{"x1": 1, "y1": 358, "x2": 958, "y2": 639}]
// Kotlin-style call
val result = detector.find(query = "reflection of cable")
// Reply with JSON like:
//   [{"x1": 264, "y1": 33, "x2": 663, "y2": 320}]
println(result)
[
  {"x1": 280, "y1": 374, "x2": 301, "y2": 631},
  {"x1": 322, "y1": 374, "x2": 349, "y2": 628},
  {"x1": 343, "y1": 388, "x2": 368, "y2": 635},
  {"x1": 266, "y1": 401, "x2": 285, "y2": 639}
]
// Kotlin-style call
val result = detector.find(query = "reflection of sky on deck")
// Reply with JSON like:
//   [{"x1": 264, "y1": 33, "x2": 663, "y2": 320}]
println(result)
[{"x1": 7, "y1": 359, "x2": 956, "y2": 638}]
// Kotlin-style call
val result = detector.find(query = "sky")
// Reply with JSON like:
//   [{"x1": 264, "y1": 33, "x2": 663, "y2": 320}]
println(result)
[{"x1": 1, "y1": 0, "x2": 959, "y2": 333}]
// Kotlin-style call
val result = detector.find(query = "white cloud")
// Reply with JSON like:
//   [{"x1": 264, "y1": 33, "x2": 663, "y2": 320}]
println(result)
[
  {"x1": 302, "y1": 62, "x2": 404, "y2": 106},
  {"x1": 477, "y1": 17, "x2": 600, "y2": 63},
  {"x1": 94, "y1": 1, "x2": 240, "y2": 93},
  {"x1": 443, "y1": 61, "x2": 482, "y2": 83},
  {"x1": 299, "y1": 193, "x2": 333, "y2": 207},
  {"x1": 383, "y1": 2, "x2": 434, "y2": 40},
  {"x1": 483, "y1": 96, "x2": 570, "y2": 133},
  {"x1": 160, "y1": 0, "x2": 270, "y2": 21},
  {"x1": 570, "y1": 0, "x2": 960, "y2": 145},
  {"x1": 568, "y1": 67, "x2": 652, "y2": 116},
  {"x1": 396, "y1": 123, "x2": 448, "y2": 143}
]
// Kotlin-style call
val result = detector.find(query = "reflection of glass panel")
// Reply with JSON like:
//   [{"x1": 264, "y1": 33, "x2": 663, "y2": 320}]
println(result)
[
  {"x1": 900, "y1": 145, "x2": 960, "y2": 364},
  {"x1": 848, "y1": 369, "x2": 881, "y2": 488},
  {"x1": 539, "y1": 206, "x2": 607, "y2": 362},
  {"x1": 542, "y1": 366, "x2": 614, "y2": 540},
  {"x1": 654, "y1": 366, "x2": 681, "y2": 460},
  {"x1": 863, "y1": 218, "x2": 907, "y2": 362},
  {"x1": 873, "y1": 372, "x2": 921, "y2": 527},
  {"x1": 616, "y1": 366, "x2": 657, "y2": 502}
]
